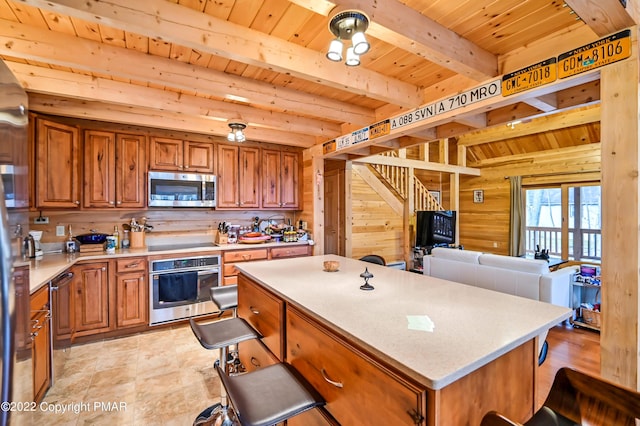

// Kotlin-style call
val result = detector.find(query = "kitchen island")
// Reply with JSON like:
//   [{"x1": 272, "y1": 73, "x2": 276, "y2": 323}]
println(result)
[{"x1": 236, "y1": 254, "x2": 572, "y2": 425}]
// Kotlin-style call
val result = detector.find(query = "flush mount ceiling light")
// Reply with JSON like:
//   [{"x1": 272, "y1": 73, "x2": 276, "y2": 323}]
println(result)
[
  {"x1": 326, "y1": 9, "x2": 370, "y2": 66},
  {"x1": 227, "y1": 119, "x2": 247, "y2": 142}
]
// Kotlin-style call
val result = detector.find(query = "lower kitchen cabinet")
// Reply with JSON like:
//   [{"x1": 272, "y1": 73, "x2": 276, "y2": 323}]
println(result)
[
  {"x1": 51, "y1": 272, "x2": 74, "y2": 347},
  {"x1": 71, "y1": 261, "x2": 111, "y2": 337},
  {"x1": 115, "y1": 257, "x2": 148, "y2": 328},
  {"x1": 30, "y1": 284, "x2": 51, "y2": 403}
]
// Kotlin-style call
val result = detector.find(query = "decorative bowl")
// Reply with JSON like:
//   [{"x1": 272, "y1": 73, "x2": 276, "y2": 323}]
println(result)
[{"x1": 323, "y1": 260, "x2": 340, "y2": 272}]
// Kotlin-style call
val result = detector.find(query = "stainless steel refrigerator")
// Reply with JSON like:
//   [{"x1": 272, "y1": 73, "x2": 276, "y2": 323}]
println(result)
[{"x1": 0, "y1": 58, "x2": 30, "y2": 426}]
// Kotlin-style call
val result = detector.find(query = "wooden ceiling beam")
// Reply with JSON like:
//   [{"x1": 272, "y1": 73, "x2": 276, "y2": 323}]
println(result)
[
  {"x1": 292, "y1": 0, "x2": 498, "y2": 81},
  {"x1": 9, "y1": 62, "x2": 339, "y2": 140},
  {"x1": 523, "y1": 93, "x2": 558, "y2": 113},
  {"x1": 21, "y1": 0, "x2": 422, "y2": 108},
  {"x1": 0, "y1": 19, "x2": 374, "y2": 125},
  {"x1": 29, "y1": 94, "x2": 315, "y2": 147},
  {"x1": 458, "y1": 105, "x2": 600, "y2": 147},
  {"x1": 563, "y1": 0, "x2": 638, "y2": 37}
]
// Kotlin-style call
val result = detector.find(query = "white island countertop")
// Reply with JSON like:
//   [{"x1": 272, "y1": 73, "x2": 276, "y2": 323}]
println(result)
[{"x1": 236, "y1": 254, "x2": 572, "y2": 390}]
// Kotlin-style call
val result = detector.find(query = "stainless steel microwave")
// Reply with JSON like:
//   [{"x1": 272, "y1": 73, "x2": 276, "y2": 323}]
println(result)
[{"x1": 148, "y1": 171, "x2": 216, "y2": 208}]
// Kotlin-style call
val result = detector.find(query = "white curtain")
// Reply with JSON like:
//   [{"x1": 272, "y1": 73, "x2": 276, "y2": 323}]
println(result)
[{"x1": 509, "y1": 176, "x2": 525, "y2": 256}]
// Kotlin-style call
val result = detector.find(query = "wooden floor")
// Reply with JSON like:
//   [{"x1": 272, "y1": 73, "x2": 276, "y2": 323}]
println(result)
[{"x1": 537, "y1": 321, "x2": 601, "y2": 408}]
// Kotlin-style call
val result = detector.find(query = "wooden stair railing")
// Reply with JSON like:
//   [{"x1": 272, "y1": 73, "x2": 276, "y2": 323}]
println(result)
[{"x1": 370, "y1": 152, "x2": 443, "y2": 212}]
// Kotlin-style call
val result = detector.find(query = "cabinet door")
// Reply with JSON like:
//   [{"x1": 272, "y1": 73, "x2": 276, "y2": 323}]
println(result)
[
  {"x1": 217, "y1": 144, "x2": 240, "y2": 208},
  {"x1": 261, "y1": 149, "x2": 281, "y2": 209},
  {"x1": 31, "y1": 311, "x2": 51, "y2": 403},
  {"x1": 262, "y1": 149, "x2": 299, "y2": 209},
  {"x1": 36, "y1": 118, "x2": 80, "y2": 208},
  {"x1": 73, "y1": 262, "x2": 110, "y2": 336},
  {"x1": 238, "y1": 146, "x2": 260, "y2": 208},
  {"x1": 51, "y1": 277, "x2": 74, "y2": 345},
  {"x1": 116, "y1": 273, "x2": 148, "y2": 328},
  {"x1": 30, "y1": 284, "x2": 51, "y2": 403},
  {"x1": 184, "y1": 141, "x2": 214, "y2": 173},
  {"x1": 116, "y1": 133, "x2": 146, "y2": 208},
  {"x1": 83, "y1": 130, "x2": 116, "y2": 208},
  {"x1": 149, "y1": 137, "x2": 183, "y2": 171},
  {"x1": 280, "y1": 151, "x2": 300, "y2": 208}
]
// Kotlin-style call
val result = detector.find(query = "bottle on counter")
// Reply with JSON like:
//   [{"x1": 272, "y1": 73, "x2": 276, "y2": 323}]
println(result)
[
  {"x1": 66, "y1": 225, "x2": 76, "y2": 253},
  {"x1": 121, "y1": 229, "x2": 130, "y2": 249},
  {"x1": 113, "y1": 225, "x2": 120, "y2": 249}
]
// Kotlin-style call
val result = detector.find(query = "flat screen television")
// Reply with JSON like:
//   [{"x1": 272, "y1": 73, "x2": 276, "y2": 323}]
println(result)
[{"x1": 415, "y1": 210, "x2": 457, "y2": 248}]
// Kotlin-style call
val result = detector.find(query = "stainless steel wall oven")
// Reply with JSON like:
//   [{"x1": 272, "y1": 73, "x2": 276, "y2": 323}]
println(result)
[{"x1": 149, "y1": 255, "x2": 220, "y2": 325}]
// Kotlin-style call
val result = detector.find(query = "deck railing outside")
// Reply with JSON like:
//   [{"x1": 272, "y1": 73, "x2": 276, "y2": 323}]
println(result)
[{"x1": 525, "y1": 226, "x2": 601, "y2": 261}]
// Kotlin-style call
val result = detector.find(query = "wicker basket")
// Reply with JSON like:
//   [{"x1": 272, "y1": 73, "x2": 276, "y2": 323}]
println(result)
[{"x1": 582, "y1": 308, "x2": 601, "y2": 328}]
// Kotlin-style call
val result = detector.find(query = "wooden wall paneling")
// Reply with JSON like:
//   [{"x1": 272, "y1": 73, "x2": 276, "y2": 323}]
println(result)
[
  {"x1": 350, "y1": 170, "x2": 404, "y2": 263},
  {"x1": 459, "y1": 144, "x2": 601, "y2": 254}
]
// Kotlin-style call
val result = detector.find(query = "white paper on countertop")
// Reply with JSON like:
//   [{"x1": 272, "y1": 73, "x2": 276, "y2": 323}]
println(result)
[{"x1": 407, "y1": 315, "x2": 435, "y2": 332}]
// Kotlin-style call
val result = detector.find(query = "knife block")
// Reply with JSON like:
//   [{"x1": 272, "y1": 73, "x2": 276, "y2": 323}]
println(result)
[{"x1": 215, "y1": 232, "x2": 228, "y2": 245}]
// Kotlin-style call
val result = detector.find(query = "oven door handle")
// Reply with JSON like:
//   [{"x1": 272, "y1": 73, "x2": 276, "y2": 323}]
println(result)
[{"x1": 197, "y1": 269, "x2": 219, "y2": 276}]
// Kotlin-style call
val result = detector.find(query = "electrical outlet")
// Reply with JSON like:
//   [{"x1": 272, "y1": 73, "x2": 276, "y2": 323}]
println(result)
[
  {"x1": 493, "y1": 242, "x2": 498, "y2": 248},
  {"x1": 56, "y1": 225, "x2": 66, "y2": 237},
  {"x1": 34, "y1": 216, "x2": 49, "y2": 224}
]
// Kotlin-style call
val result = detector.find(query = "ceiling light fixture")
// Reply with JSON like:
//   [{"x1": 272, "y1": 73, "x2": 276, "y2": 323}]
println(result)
[
  {"x1": 326, "y1": 9, "x2": 370, "y2": 66},
  {"x1": 227, "y1": 119, "x2": 247, "y2": 142}
]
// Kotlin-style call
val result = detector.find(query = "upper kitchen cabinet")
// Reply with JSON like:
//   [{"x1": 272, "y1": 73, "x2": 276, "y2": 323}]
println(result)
[
  {"x1": 35, "y1": 118, "x2": 81, "y2": 208},
  {"x1": 217, "y1": 144, "x2": 260, "y2": 209},
  {"x1": 149, "y1": 137, "x2": 214, "y2": 173},
  {"x1": 262, "y1": 149, "x2": 300, "y2": 210},
  {"x1": 83, "y1": 131, "x2": 146, "y2": 209}
]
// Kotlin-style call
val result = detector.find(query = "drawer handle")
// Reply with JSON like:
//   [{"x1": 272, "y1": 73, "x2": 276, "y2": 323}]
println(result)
[
  {"x1": 250, "y1": 357, "x2": 261, "y2": 367},
  {"x1": 241, "y1": 254, "x2": 251, "y2": 260},
  {"x1": 125, "y1": 262, "x2": 140, "y2": 268},
  {"x1": 249, "y1": 306, "x2": 260, "y2": 315},
  {"x1": 321, "y1": 368, "x2": 343, "y2": 388}
]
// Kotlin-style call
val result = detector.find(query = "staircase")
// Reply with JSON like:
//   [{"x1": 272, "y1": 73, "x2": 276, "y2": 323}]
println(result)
[{"x1": 370, "y1": 151, "x2": 443, "y2": 213}]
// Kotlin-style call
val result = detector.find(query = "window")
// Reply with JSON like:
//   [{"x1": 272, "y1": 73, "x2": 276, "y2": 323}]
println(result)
[{"x1": 525, "y1": 184, "x2": 601, "y2": 262}]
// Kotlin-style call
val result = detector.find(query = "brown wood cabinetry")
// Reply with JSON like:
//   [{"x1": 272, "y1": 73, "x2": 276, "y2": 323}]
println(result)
[
  {"x1": 149, "y1": 137, "x2": 214, "y2": 172},
  {"x1": 115, "y1": 257, "x2": 148, "y2": 328},
  {"x1": 71, "y1": 261, "x2": 111, "y2": 337},
  {"x1": 51, "y1": 272, "x2": 74, "y2": 346},
  {"x1": 35, "y1": 118, "x2": 81, "y2": 208},
  {"x1": 222, "y1": 248, "x2": 268, "y2": 285},
  {"x1": 237, "y1": 338, "x2": 278, "y2": 373},
  {"x1": 262, "y1": 149, "x2": 300, "y2": 209},
  {"x1": 30, "y1": 284, "x2": 51, "y2": 403},
  {"x1": 83, "y1": 130, "x2": 146, "y2": 208},
  {"x1": 286, "y1": 305, "x2": 424, "y2": 425},
  {"x1": 217, "y1": 144, "x2": 260, "y2": 209},
  {"x1": 237, "y1": 275, "x2": 284, "y2": 361},
  {"x1": 270, "y1": 245, "x2": 310, "y2": 259}
]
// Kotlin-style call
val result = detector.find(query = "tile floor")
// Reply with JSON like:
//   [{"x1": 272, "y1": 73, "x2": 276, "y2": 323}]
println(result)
[{"x1": 13, "y1": 323, "x2": 221, "y2": 426}]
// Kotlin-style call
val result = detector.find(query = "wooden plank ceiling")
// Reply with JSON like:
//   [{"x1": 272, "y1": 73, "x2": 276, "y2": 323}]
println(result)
[{"x1": 0, "y1": 0, "x2": 634, "y2": 160}]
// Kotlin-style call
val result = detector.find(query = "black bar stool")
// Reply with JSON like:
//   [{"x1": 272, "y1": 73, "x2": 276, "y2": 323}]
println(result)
[
  {"x1": 190, "y1": 317, "x2": 261, "y2": 426},
  {"x1": 211, "y1": 285, "x2": 238, "y2": 317},
  {"x1": 216, "y1": 362, "x2": 325, "y2": 426}
]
